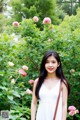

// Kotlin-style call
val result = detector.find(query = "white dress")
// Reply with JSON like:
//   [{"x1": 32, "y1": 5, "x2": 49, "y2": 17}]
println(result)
[{"x1": 36, "y1": 80, "x2": 62, "y2": 120}]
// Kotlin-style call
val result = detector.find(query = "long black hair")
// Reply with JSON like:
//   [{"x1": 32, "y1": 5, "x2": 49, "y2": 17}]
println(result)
[{"x1": 35, "y1": 50, "x2": 70, "y2": 99}]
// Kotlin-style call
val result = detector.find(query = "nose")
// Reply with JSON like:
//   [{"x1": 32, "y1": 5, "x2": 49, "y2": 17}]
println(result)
[{"x1": 49, "y1": 62, "x2": 53, "y2": 66}]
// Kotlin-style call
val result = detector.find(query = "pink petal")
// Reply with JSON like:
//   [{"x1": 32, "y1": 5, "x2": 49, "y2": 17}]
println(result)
[
  {"x1": 68, "y1": 106, "x2": 76, "y2": 111},
  {"x1": 12, "y1": 21, "x2": 19, "y2": 27},
  {"x1": 33, "y1": 16, "x2": 39, "y2": 22},
  {"x1": 69, "y1": 111, "x2": 75, "y2": 116},
  {"x1": 28, "y1": 80, "x2": 34, "y2": 84},
  {"x1": 19, "y1": 69, "x2": 27, "y2": 77},
  {"x1": 22, "y1": 65, "x2": 28, "y2": 70},
  {"x1": 43, "y1": 17, "x2": 51, "y2": 24}
]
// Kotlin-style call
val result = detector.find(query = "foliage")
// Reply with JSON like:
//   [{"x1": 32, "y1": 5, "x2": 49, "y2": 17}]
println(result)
[
  {"x1": 0, "y1": 0, "x2": 4, "y2": 12},
  {"x1": 56, "y1": 0, "x2": 80, "y2": 15},
  {"x1": 0, "y1": 13, "x2": 4, "y2": 32},
  {"x1": 19, "y1": 9, "x2": 80, "y2": 117},
  {"x1": 55, "y1": 8, "x2": 80, "y2": 112},
  {"x1": 9, "y1": 106, "x2": 31, "y2": 120},
  {"x1": 0, "y1": 8, "x2": 80, "y2": 120},
  {"x1": 55, "y1": 5, "x2": 67, "y2": 20},
  {"x1": 67, "y1": 114, "x2": 80, "y2": 120},
  {"x1": 0, "y1": 33, "x2": 31, "y2": 119},
  {"x1": 9, "y1": 0, "x2": 61, "y2": 26}
]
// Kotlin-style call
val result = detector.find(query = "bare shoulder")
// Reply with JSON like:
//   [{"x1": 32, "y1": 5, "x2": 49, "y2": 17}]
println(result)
[
  {"x1": 34, "y1": 78, "x2": 39, "y2": 84},
  {"x1": 34, "y1": 78, "x2": 39, "y2": 87},
  {"x1": 62, "y1": 80, "x2": 68, "y2": 91},
  {"x1": 32, "y1": 78, "x2": 39, "y2": 95},
  {"x1": 35, "y1": 78, "x2": 39, "y2": 82},
  {"x1": 62, "y1": 80, "x2": 68, "y2": 99}
]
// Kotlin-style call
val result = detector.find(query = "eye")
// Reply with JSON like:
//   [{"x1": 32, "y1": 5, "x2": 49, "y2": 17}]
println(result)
[{"x1": 52, "y1": 61, "x2": 56, "y2": 63}]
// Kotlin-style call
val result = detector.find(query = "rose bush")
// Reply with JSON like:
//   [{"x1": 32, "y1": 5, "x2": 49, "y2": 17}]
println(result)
[
  {"x1": 0, "y1": 8, "x2": 80, "y2": 119},
  {"x1": 0, "y1": 33, "x2": 31, "y2": 119},
  {"x1": 67, "y1": 106, "x2": 79, "y2": 119}
]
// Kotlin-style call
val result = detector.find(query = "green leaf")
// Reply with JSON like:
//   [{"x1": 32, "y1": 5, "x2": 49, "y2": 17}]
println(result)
[
  {"x1": 0, "y1": 71, "x2": 4, "y2": 76},
  {"x1": 20, "y1": 118, "x2": 26, "y2": 120},
  {"x1": 0, "y1": 86, "x2": 7, "y2": 90},
  {"x1": 13, "y1": 91, "x2": 20, "y2": 98},
  {"x1": 7, "y1": 95, "x2": 13, "y2": 101}
]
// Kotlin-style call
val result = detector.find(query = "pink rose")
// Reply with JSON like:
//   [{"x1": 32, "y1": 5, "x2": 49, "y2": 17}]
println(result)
[
  {"x1": 12, "y1": 21, "x2": 19, "y2": 27},
  {"x1": 26, "y1": 89, "x2": 32, "y2": 94},
  {"x1": 69, "y1": 111, "x2": 75, "y2": 116},
  {"x1": 33, "y1": 16, "x2": 39, "y2": 22},
  {"x1": 68, "y1": 106, "x2": 76, "y2": 111},
  {"x1": 68, "y1": 106, "x2": 79, "y2": 116},
  {"x1": 19, "y1": 69, "x2": 27, "y2": 77},
  {"x1": 28, "y1": 80, "x2": 34, "y2": 84},
  {"x1": 22, "y1": 65, "x2": 28, "y2": 71},
  {"x1": 43, "y1": 17, "x2": 51, "y2": 24}
]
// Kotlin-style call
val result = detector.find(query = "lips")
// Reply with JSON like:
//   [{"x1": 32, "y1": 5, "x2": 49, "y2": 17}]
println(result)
[{"x1": 48, "y1": 68, "x2": 54, "y2": 71}]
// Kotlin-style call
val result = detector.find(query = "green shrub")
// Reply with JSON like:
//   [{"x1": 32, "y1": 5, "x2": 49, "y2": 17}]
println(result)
[{"x1": 0, "y1": 8, "x2": 80, "y2": 119}]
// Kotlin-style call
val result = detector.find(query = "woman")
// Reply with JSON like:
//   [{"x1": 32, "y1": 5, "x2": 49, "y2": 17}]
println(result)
[{"x1": 31, "y1": 50, "x2": 70, "y2": 120}]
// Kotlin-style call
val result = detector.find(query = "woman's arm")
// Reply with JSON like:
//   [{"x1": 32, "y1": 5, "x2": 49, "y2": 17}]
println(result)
[
  {"x1": 31, "y1": 78, "x2": 38, "y2": 120},
  {"x1": 62, "y1": 82, "x2": 68, "y2": 120}
]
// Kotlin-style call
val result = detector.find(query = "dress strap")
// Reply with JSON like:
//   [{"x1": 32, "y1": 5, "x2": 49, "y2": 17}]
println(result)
[{"x1": 53, "y1": 80, "x2": 62, "y2": 120}]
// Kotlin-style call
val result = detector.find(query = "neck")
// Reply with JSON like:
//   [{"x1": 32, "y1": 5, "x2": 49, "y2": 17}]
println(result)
[{"x1": 46, "y1": 72, "x2": 58, "y2": 80}]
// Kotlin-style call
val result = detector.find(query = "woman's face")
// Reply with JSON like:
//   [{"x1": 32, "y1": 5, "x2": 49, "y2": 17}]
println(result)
[{"x1": 45, "y1": 55, "x2": 59, "y2": 74}]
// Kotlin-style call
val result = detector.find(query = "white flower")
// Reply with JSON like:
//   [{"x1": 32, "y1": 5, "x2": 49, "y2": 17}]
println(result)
[
  {"x1": 70, "y1": 69, "x2": 75, "y2": 73},
  {"x1": 8, "y1": 62, "x2": 14, "y2": 67},
  {"x1": 11, "y1": 79, "x2": 15, "y2": 84}
]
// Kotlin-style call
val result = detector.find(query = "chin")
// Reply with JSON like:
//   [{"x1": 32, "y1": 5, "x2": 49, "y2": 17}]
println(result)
[{"x1": 47, "y1": 71, "x2": 55, "y2": 74}]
